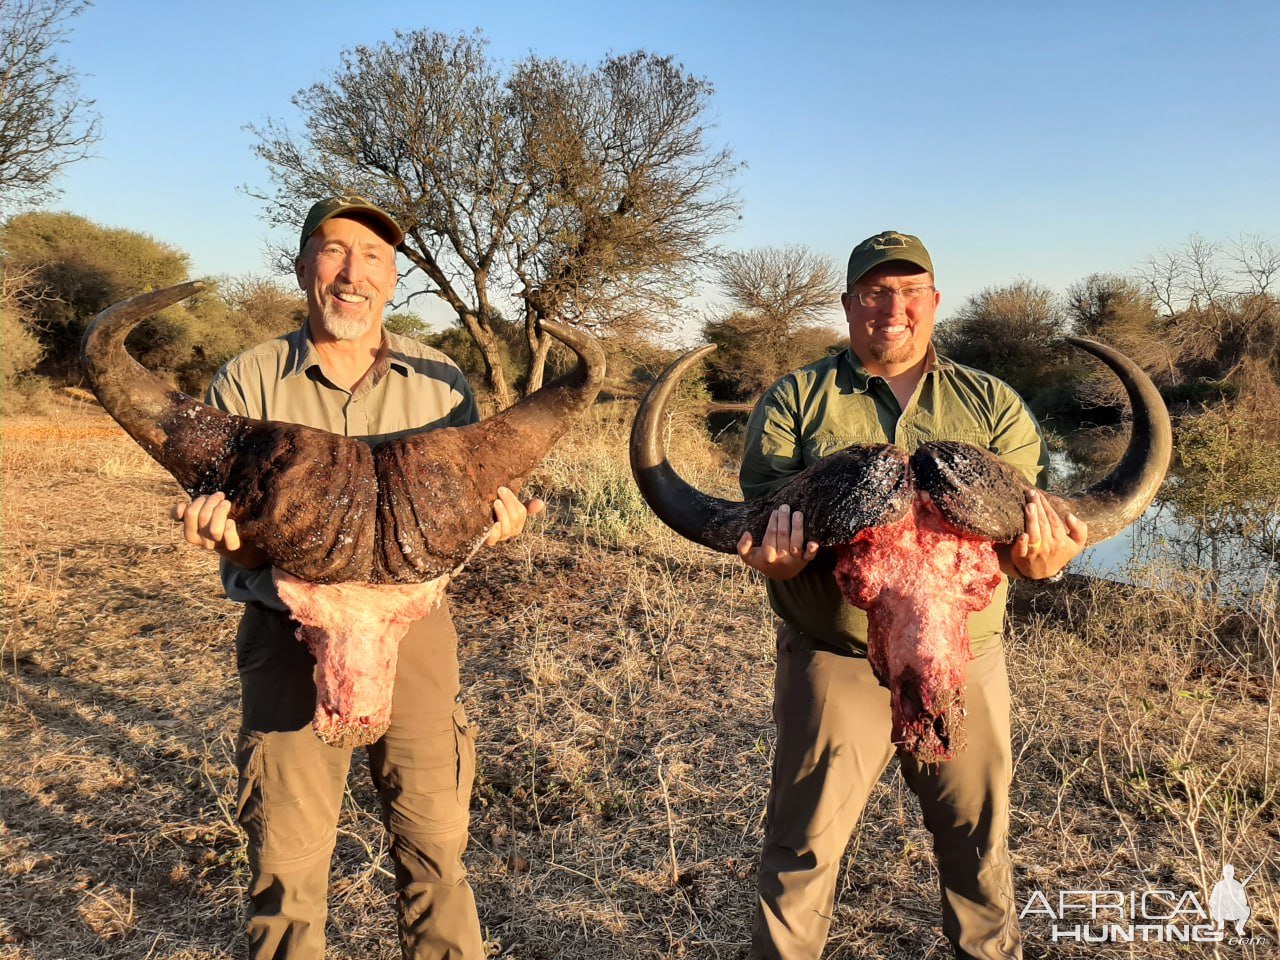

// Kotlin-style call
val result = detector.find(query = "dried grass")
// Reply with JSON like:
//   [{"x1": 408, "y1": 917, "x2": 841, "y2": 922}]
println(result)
[{"x1": 1, "y1": 403, "x2": 1275, "y2": 958}]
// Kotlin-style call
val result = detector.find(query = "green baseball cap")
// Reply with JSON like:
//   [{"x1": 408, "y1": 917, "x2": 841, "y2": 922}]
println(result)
[
  {"x1": 299, "y1": 195, "x2": 404, "y2": 254},
  {"x1": 846, "y1": 231, "x2": 934, "y2": 288}
]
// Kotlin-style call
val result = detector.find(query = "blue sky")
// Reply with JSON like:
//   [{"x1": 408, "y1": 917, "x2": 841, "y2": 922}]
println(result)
[{"x1": 45, "y1": 0, "x2": 1280, "y2": 334}]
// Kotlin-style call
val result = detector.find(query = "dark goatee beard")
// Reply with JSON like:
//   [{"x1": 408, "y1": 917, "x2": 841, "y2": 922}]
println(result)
[{"x1": 868, "y1": 340, "x2": 916, "y2": 365}]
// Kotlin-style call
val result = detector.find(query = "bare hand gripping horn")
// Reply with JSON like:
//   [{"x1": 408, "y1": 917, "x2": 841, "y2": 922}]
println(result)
[
  {"x1": 630, "y1": 338, "x2": 1173, "y2": 550},
  {"x1": 82, "y1": 281, "x2": 606, "y2": 583}
]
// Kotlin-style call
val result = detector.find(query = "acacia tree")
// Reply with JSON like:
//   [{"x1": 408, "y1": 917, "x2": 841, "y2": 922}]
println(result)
[
  {"x1": 250, "y1": 29, "x2": 738, "y2": 407},
  {"x1": 1, "y1": 212, "x2": 304, "y2": 388},
  {"x1": 2, "y1": 210, "x2": 190, "y2": 371},
  {"x1": 0, "y1": 0, "x2": 100, "y2": 208},
  {"x1": 700, "y1": 245, "x2": 845, "y2": 400}
]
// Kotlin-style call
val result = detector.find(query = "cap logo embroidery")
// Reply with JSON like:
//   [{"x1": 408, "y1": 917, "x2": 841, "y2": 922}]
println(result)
[{"x1": 873, "y1": 234, "x2": 908, "y2": 249}]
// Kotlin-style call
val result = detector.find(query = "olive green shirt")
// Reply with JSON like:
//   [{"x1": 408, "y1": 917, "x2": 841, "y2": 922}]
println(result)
[
  {"x1": 739, "y1": 346, "x2": 1048, "y2": 654},
  {"x1": 205, "y1": 323, "x2": 479, "y2": 609}
]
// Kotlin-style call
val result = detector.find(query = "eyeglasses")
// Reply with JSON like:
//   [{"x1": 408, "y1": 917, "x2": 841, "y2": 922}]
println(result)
[{"x1": 852, "y1": 284, "x2": 935, "y2": 307}]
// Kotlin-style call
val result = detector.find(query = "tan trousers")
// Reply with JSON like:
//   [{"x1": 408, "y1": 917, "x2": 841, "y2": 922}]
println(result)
[
  {"x1": 752, "y1": 623, "x2": 1021, "y2": 960},
  {"x1": 233, "y1": 601, "x2": 483, "y2": 960}
]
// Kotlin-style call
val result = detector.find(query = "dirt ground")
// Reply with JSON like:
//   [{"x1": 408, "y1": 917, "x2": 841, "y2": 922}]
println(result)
[{"x1": 2, "y1": 400, "x2": 1276, "y2": 959}]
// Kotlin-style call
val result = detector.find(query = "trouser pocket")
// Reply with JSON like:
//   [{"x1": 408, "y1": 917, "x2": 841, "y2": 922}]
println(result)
[
  {"x1": 452, "y1": 704, "x2": 476, "y2": 809},
  {"x1": 235, "y1": 728, "x2": 350, "y2": 868},
  {"x1": 370, "y1": 704, "x2": 475, "y2": 840}
]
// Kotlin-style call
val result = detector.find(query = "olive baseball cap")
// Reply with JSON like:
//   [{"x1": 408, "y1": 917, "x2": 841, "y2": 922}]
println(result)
[
  {"x1": 299, "y1": 195, "x2": 404, "y2": 253},
  {"x1": 846, "y1": 231, "x2": 934, "y2": 288}
]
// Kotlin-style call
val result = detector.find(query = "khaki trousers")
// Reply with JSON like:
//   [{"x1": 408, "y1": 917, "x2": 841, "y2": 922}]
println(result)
[
  {"x1": 233, "y1": 601, "x2": 483, "y2": 960},
  {"x1": 752, "y1": 623, "x2": 1021, "y2": 960}
]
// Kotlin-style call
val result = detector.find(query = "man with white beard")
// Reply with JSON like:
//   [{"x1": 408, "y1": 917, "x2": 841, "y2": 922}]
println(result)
[{"x1": 170, "y1": 196, "x2": 536, "y2": 958}]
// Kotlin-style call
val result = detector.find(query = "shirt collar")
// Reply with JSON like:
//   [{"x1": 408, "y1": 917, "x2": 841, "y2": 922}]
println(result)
[
  {"x1": 842, "y1": 347, "x2": 873, "y2": 394},
  {"x1": 282, "y1": 322, "x2": 410, "y2": 383},
  {"x1": 282, "y1": 323, "x2": 317, "y2": 379},
  {"x1": 382, "y1": 333, "x2": 415, "y2": 377},
  {"x1": 843, "y1": 341, "x2": 953, "y2": 393},
  {"x1": 929, "y1": 343, "x2": 956, "y2": 372}
]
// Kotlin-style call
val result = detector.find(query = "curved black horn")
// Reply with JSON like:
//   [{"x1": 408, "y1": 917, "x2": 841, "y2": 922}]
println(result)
[
  {"x1": 895, "y1": 337, "x2": 1173, "y2": 546},
  {"x1": 369, "y1": 317, "x2": 608, "y2": 581},
  {"x1": 477, "y1": 317, "x2": 607, "y2": 453},
  {"x1": 79, "y1": 281, "x2": 286, "y2": 502},
  {"x1": 378, "y1": 316, "x2": 606, "y2": 502},
  {"x1": 83, "y1": 285, "x2": 611, "y2": 585},
  {"x1": 631, "y1": 338, "x2": 1171, "y2": 554},
  {"x1": 1059, "y1": 336, "x2": 1173, "y2": 545},
  {"x1": 81, "y1": 281, "x2": 212, "y2": 463},
  {"x1": 628, "y1": 345, "x2": 749, "y2": 551}
]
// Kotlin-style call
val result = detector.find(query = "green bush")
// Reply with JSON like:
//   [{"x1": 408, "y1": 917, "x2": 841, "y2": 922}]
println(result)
[
  {"x1": 1, "y1": 290, "x2": 45, "y2": 388},
  {"x1": 2, "y1": 211, "x2": 190, "y2": 377},
  {"x1": 1166, "y1": 403, "x2": 1280, "y2": 571},
  {"x1": 936, "y1": 280, "x2": 1079, "y2": 417},
  {"x1": 1, "y1": 208, "x2": 308, "y2": 393}
]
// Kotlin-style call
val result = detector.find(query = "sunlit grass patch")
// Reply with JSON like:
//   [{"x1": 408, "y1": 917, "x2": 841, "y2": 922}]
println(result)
[{"x1": 533, "y1": 400, "x2": 737, "y2": 549}]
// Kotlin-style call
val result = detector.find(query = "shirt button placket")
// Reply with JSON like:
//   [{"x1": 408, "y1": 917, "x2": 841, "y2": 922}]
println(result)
[
  {"x1": 895, "y1": 413, "x2": 914, "y2": 450},
  {"x1": 350, "y1": 395, "x2": 366, "y2": 438},
  {"x1": 340, "y1": 394, "x2": 354, "y2": 437}
]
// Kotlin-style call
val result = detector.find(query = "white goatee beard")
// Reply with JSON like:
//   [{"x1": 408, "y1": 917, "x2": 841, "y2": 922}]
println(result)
[{"x1": 319, "y1": 303, "x2": 375, "y2": 341}]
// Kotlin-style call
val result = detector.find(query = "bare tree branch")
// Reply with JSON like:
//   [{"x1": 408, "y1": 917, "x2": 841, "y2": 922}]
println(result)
[
  {"x1": 1139, "y1": 234, "x2": 1280, "y2": 389},
  {"x1": 0, "y1": 0, "x2": 100, "y2": 209},
  {"x1": 700, "y1": 245, "x2": 844, "y2": 400}
]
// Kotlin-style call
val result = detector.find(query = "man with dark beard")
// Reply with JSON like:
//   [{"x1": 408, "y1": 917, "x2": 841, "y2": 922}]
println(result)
[
  {"x1": 736, "y1": 231, "x2": 1086, "y2": 959},
  {"x1": 170, "y1": 197, "x2": 536, "y2": 959}
]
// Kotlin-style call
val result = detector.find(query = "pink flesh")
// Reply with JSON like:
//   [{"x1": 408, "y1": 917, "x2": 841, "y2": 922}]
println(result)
[
  {"x1": 273, "y1": 571, "x2": 449, "y2": 748},
  {"x1": 833, "y1": 497, "x2": 1002, "y2": 763}
]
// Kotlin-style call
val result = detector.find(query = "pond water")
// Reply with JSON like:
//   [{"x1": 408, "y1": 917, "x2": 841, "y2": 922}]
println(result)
[{"x1": 1076, "y1": 500, "x2": 1277, "y2": 597}]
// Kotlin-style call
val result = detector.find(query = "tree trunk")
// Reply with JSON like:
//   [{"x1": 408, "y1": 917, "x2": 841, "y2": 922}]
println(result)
[
  {"x1": 526, "y1": 329, "x2": 553, "y2": 395},
  {"x1": 523, "y1": 302, "x2": 554, "y2": 396},
  {"x1": 461, "y1": 311, "x2": 513, "y2": 409}
]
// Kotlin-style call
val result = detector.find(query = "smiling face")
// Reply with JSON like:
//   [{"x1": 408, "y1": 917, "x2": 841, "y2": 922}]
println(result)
[
  {"x1": 841, "y1": 262, "x2": 941, "y2": 378},
  {"x1": 296, "y1": 215, "x2": 398, "y2": 344}
]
